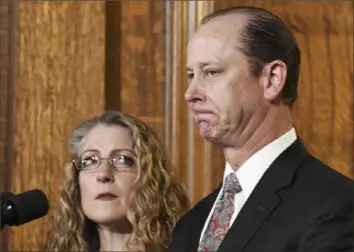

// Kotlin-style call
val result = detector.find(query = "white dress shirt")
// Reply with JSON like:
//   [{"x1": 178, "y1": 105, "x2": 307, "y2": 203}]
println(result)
[{"x1": 199, "y1": 127, "x2": 298, "y2": 242}]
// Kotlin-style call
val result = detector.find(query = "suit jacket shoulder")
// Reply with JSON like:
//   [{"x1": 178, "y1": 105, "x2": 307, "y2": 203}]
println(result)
[
  {"x1": 300, "y1": 153, "x2": 353, "y2": 194},
  {"x1": 287, "y1": 152, "x2": 354, "y2": 217},
  {"x1": 169, "y1": 139, "x2": 354, "y2": 252}
]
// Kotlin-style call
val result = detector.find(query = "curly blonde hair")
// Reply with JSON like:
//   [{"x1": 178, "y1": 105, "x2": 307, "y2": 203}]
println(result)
[{"x1": 45, "y1": 111, "x2": 190, "y2": 252}]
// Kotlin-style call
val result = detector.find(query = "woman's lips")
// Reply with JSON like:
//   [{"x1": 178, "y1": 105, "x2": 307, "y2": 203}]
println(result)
[{"x1": 95, "y1": 192, "x2": 117, "y2": 201}]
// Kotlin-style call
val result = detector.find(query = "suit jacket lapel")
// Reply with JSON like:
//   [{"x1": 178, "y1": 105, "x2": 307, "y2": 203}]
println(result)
[
  {"x1": 218, "y1": 139, "x2": 309, "y2": 252},
  {"x1": 185, "y1": 186, "x2": 221, "y2": 251}
]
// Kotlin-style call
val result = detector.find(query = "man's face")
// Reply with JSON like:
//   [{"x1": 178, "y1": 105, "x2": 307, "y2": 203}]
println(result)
[{"x1": 185, "y1": 15, "x2": 266, "y2": 146}]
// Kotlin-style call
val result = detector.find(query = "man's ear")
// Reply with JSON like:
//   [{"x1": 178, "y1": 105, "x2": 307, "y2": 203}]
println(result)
[{"x1": 261, "y1": 60, "x2": 287, "y2": 101}]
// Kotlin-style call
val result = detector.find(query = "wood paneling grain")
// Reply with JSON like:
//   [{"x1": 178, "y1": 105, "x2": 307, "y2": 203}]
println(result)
[
  {"x1": 215, "y1": 0, "x2": 354, "y2": 179},
  {"x1": 8, "y1": 2, "x2": 105, "y2": 250},
  {"x1": 112, "y1": 0, "x2": 165, "y2": 140}
]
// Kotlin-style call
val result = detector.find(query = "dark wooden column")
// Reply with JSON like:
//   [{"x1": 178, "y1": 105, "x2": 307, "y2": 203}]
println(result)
[
  {"x1": 105, "y1": 1, "x2": 122, "y2": 111},
  {"x1": 0, "y1": 0, "x2": 16, "y2": 251}
]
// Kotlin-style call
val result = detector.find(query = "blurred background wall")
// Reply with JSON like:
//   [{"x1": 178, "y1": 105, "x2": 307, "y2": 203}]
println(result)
[{"x1": 0, "y1": 0, "x2": 352, "y2": 250}]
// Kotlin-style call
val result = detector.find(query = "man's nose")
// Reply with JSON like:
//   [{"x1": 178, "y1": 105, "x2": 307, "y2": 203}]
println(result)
[{"x1": 184, "y1": 81, "x2": 205, "y2": 103}]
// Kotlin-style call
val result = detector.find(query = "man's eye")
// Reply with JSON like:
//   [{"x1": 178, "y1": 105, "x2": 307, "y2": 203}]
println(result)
[
  {"x1": 187, "y1": 72, "x2": 194, "y2": 81},
  {"x1": 205, "y1": 69, "x2": 220, "y2": 77}
]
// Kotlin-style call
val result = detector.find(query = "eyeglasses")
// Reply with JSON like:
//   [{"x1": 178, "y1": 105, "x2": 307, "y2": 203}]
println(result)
[{"x1": 73, "y1": 154, "x2": 137, "y2": 173}]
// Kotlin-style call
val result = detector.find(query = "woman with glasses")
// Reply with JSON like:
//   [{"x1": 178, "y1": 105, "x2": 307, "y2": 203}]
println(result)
[{"x1": 45, "y1": 111, "x2": 190, "y2": 252}]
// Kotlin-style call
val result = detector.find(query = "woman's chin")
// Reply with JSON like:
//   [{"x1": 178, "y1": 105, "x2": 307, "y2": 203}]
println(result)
[{"x1": 89, "y1": 215, "x2": 127, "y2": 226}]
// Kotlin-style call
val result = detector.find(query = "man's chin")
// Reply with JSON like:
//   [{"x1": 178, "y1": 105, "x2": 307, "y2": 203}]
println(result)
[
  {"x1": 199, "y1": 126, "x2": 216, "y2": 141},
  {"x1": 198, "y1": 124, "x2": 226, "y2": 146}
]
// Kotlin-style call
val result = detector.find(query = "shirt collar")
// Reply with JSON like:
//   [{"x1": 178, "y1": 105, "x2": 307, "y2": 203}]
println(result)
[{"x1": 223, "y1": 127, "x2": 297, "y2": 196}]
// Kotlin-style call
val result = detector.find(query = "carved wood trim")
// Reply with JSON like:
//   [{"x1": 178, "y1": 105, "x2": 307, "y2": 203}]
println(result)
[{"x1": 165, "y1": 1, "x2": 215, "y2": 204}]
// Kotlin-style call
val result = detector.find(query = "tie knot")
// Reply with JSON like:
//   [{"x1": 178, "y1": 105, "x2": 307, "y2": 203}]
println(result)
[{"x1": 223, "y1": 173, "x2": 242, "y2": 194}]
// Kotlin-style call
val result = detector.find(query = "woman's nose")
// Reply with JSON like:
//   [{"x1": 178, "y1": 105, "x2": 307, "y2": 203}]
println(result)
[
  {"x1": 96, "y1": 170, "x2": 114, "y2": 183},
  {"x1": 96, "y1": 161, "x2": 114, "y2": 183}
]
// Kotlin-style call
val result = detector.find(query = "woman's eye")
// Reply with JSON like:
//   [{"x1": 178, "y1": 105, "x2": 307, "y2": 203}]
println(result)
[
  {"x1": 81, "y1": 156, "x2": 98, "y2": 167},
  {"x1": 114, "y1": 155, "x2": 135, "y2": 167}
]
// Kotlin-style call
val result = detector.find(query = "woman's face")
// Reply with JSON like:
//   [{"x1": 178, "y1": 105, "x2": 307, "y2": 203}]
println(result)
[{"x1": 77, "y1": 124, "x2": 137, "y2": 225}]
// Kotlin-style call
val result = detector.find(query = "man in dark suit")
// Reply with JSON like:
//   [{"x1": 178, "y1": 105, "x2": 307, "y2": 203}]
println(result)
[{"x1": 169, "y1": 6, "x2": 354, "y2": 252}]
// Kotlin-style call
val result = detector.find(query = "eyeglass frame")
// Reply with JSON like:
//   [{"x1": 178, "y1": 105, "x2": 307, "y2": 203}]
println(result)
[{"x1": 72, "y1": 154, "x2": 137, "y2": 173}]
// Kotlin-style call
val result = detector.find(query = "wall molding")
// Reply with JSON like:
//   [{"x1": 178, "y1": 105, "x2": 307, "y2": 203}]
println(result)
[{"x1": 164, "y1": 1, "x2": 215, "y2": 203}]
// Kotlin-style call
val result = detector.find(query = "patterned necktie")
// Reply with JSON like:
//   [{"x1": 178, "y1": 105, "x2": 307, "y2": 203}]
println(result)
[{"x1": 198, "y1": 173, "x2": 242, "y2": 252}]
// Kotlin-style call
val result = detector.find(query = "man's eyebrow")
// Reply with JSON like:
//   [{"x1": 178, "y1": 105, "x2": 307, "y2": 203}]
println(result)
[{"x1": 186, "y1": 60, "x2": 223, "y2": 71}]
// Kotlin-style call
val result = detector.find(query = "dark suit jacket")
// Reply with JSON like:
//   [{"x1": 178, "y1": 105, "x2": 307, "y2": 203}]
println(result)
[{"x1": 169, "y1": 139, "x2": 354, "y2": 252}]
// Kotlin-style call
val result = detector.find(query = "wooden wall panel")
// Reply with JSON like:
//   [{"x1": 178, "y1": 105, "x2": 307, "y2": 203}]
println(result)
[
  {"x1": 7, "y1": 2, "x2": 105, "y2": 250},
  {"x1": 106, "y1": 0, "x2": 166, "y2": 141},
  {"x1": 214, "y1": 0, "x2": 354, "y2": 179}
]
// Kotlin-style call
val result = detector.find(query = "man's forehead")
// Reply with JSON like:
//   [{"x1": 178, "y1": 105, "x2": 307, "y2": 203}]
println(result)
[
  {"x1": 197, "y1": 13, "x2": 248, "y2": 36},
  {"x1": 186, "y1": 14, "x2": 247, "y2": 65},
  {"x1": 186, "y1": 31, "x2": 240, "y2": 67},
  {"x1": 187, "y1": 35, "x2": 229, "y2": 56}
]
